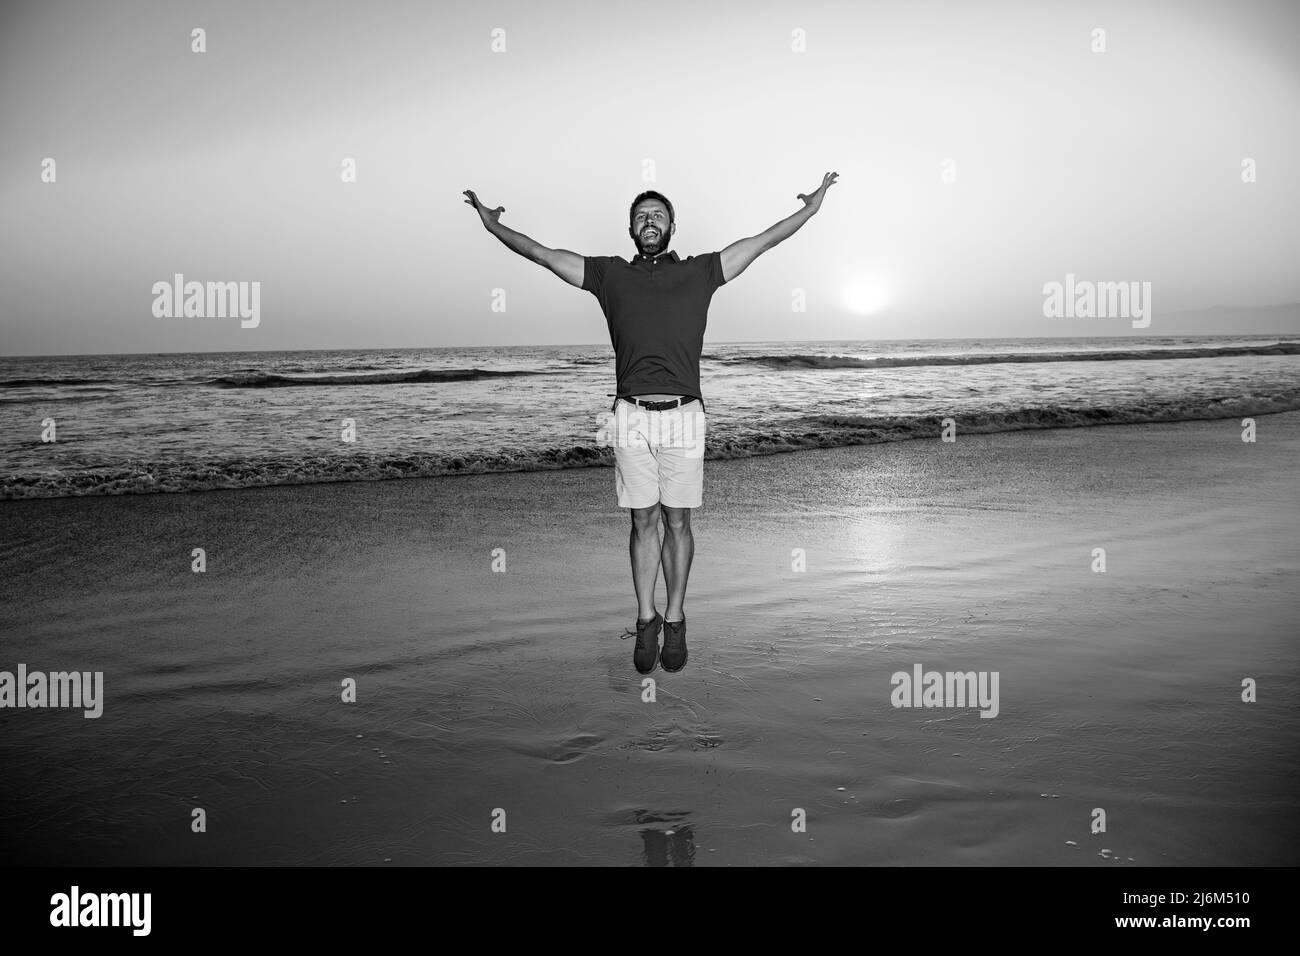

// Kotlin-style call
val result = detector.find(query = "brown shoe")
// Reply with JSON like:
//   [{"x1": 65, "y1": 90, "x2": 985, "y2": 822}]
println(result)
[{"x1": 660, "y1": 617, "x2": 687, "y2": 672}]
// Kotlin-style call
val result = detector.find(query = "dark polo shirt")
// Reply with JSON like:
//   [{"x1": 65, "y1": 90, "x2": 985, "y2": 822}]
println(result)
[{"x1": 583, "y1": 248, "x2": 727, "y2": 407}]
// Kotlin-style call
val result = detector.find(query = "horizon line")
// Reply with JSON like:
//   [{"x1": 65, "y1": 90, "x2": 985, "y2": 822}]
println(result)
[{"x1": 3, "y1": 329, "x2": 1300, "y2": 360}]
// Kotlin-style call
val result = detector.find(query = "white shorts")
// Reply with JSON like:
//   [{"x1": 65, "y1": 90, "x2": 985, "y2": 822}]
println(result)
[{"x1": 610, "y1": 397, "x2": 707, "y2": 509}]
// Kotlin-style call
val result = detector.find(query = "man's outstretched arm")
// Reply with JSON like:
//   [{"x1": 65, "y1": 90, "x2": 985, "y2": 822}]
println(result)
[
  {"x1": 463, "y1": 189, "x2": 585, "y2": 288},
  {"x1": 719, "y1": 171, "x2": 839, "y2": 283}
]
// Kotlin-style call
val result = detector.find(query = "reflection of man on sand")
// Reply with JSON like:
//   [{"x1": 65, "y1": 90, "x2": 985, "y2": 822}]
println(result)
[{"x1": 464, "y1": 172, "x2": 838, "y2": 674}]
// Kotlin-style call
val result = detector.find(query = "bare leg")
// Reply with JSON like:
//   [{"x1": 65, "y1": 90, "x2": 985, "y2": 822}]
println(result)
[
  {"x1": 630, "y1": 504, "x2": 662, "y2": 621},
  {"x1": 660, "y1": 506, "x2": 694, "y2": 622}
]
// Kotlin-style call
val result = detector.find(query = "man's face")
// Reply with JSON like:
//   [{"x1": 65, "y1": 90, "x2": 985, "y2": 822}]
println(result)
[{"x1": 630, "y1": 200, "x2": 674, "y2": 256}]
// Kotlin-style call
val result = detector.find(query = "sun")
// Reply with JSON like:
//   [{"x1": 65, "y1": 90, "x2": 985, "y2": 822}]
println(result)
[{"x1": 843, "y1": 277, "x2": 891, "y2": 316}]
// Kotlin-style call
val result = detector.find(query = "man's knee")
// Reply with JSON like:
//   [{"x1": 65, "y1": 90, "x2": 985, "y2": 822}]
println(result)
[
  {"x1": 631, "y1": 503, "x2": 662, "y2": 531},
  {"x1": 661, "y1": 505, "x2": 691, "y2": 533}
]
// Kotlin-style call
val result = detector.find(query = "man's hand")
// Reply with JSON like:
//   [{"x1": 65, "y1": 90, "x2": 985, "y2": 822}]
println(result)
[
  {"x1": 465, "y1": 189, "x2": 585, "y2": 288},
  {"x1": 464, "y1": 189, "x2": 505, "y2": 229},
  {"x1": 796, "y1": 171, "x2": 839, "y2": 213},
  {"x1": 720, "y1": 171, "x2": 839, "y2": 283}
]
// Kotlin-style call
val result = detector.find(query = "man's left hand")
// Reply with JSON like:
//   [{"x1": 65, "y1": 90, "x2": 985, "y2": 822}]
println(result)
[{"x1": 797, "y1": 171, "x2": 839, "y2": 213}]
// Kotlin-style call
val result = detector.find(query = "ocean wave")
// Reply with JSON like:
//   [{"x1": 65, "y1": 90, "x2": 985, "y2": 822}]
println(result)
[
  {"x1": 209, "y1": 368, "x2": 549, "y2": 388},
  {"x1": 273, "y1": 364, "x2": 390, "y2": 373},
  {"x1": 0, "y1": 394, "x2": 109, "y2": 406},
  {"x1": 704, "y1": 342, "x2": 1300, "y2": 371},
  {"x1": 0, "y1": 376, "x2": 115, "y2": 388},
  {"x1": 4, "y1": 391, "x2": 1297, "y2": 499},
  {"x1": 783, "y1": 391, "x2": 1300, "y2": 446},
  {"x1": 0, "y1": 445, "x2": 615, "y2": 499}
]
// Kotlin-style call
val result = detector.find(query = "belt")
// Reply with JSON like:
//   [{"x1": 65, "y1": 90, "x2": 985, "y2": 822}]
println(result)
[{"x1": 611, "y1": 395, "x2": 704, "y2": 412}]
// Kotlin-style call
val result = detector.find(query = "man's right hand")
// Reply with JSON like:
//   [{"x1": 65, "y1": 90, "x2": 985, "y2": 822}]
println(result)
[
  {"x1": 464, "y1": 189, "x2": 585, "y2": 289},
  {"x1": 463, "y1": 189, "x2": 504, "y2": 229}
]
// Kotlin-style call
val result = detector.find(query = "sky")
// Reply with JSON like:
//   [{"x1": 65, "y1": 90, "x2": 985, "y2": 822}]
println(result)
[{"x1": 1, "y1": 0, "x2": 1297, "y2": 355}]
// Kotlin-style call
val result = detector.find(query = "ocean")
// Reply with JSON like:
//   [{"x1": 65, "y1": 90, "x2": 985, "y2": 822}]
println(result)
[{"x1": 2, "y1": 335, "x2": 1298, "y2": 499}]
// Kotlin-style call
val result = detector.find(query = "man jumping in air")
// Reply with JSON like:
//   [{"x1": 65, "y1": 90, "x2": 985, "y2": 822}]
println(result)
[{"x1": 463, "y1": 172, "x2": 838, "y2": 674}]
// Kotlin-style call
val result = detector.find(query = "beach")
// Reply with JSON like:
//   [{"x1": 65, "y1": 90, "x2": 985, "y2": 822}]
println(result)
[{"x1": 1, "y1": 412, "x2": 1297, "y2": 866}]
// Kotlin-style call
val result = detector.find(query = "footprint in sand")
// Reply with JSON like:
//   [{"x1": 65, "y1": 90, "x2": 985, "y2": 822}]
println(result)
[
  {"x1": 620, "y1": 719, "x2": 726, "y2": 754},
  {"x1": 550, "y1": 732, "x2": 604, "y2": 765},
  {"x1": 507, "y1": 730, "x2": 608, "y2": 765}
]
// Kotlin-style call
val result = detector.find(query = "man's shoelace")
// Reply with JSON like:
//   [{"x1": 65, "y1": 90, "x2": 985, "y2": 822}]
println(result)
[
  {"x1": 622, "y1": 626, "x2": 653, "y2": 646},
  {"x1": 622, "y1": 620, "x2": 662, "y2": 647}
]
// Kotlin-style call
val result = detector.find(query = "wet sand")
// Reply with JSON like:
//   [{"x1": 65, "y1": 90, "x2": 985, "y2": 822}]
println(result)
[{"x1": 1, "y1": 413, "x2": 1297, "y2": 865}]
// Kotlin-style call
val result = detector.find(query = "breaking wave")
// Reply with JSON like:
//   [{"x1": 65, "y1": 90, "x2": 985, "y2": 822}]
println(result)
[
  {"x1": 704, "y1": 342, "x2": 1300, "y2": 370},
  {"x1": 209, "y1": 368, "x2": 550, "y2": 388},
  {"x1": 5, "y1": 390, "x2": 1297, "y2": 499}
]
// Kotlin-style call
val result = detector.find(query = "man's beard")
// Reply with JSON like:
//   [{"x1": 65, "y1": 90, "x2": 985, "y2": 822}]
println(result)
[{"x1": 634, "y1": 224, "x2": 671, "y2": 257}]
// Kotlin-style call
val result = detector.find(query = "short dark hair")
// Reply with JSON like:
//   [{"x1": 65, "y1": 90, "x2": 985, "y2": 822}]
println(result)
[{"x1": 629, "y1": 190, "x2": 675, "y2": 228}]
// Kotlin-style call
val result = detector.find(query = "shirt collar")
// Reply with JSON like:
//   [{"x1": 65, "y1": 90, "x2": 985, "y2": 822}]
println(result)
[{"x1": 632, "y1": 249, "x2": 680, "y2": 264}]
